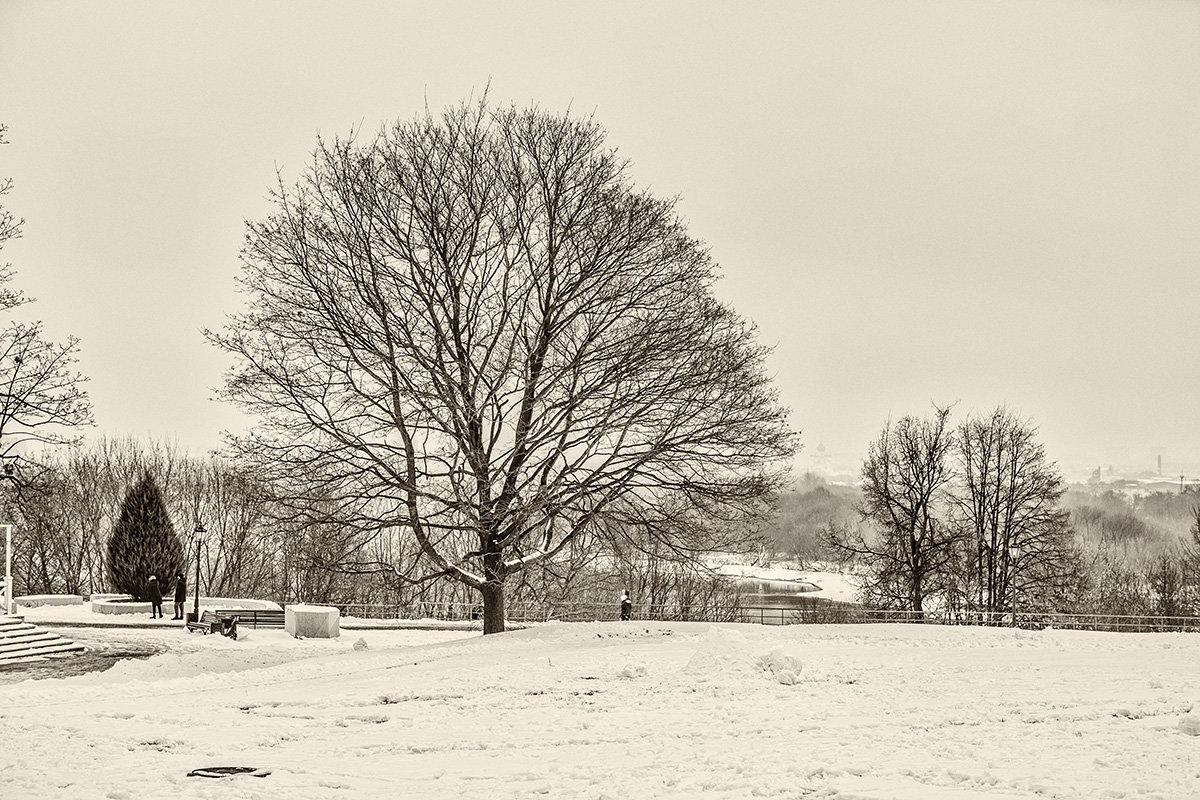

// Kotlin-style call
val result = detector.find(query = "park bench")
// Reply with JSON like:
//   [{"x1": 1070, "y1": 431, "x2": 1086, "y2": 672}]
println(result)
[
  {"x1": 186, "y1": 608, "x2": 283, "y2": 637},
  {"x1": 186, "y1": 610, "x2": 237, "y2": 638},
  {"x1": 185, "y1": 608, "x2": 286, "y2": 639},
  {"x1": 215, "y1": 608, "x2": 285, "y2": 629}
]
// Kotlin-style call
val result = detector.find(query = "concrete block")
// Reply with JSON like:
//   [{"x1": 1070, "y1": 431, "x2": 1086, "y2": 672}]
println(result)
[
  {"x1": 15, "y1": 594, "x2": 84, "y2": 608},
  {"x1": 92, "y1": 598, "x2": 152, "y2": 615},
  {"x1": 285, "y1": 604, "x2": 340, "y2": 638}
]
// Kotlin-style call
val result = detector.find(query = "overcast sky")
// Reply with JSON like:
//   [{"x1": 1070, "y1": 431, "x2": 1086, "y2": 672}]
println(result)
[{"x1": 1, "y1": 1, "x2": 1197, "y2": 480}]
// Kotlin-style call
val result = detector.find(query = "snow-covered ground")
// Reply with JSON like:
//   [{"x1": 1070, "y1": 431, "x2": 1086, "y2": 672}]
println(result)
[{"x1": 1, "y1": 620, "x2": 1198, "y2": 798}]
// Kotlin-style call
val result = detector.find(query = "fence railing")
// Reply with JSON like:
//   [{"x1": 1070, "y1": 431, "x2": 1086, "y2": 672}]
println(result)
[
  {"x1": 330, "y1": 600, "x2": 1200, "y2": 633},
  {"x1": 331, "y1": 600, "x2": 743, "y2": 624},
  {"x1": 752, "y1": 606, "x2": 1200, "y2": 632}
]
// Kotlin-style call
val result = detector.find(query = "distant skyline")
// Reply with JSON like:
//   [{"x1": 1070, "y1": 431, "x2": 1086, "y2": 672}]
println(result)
[{"x1": 2, "y1": 1, "x2": 1198, "y2": 482}]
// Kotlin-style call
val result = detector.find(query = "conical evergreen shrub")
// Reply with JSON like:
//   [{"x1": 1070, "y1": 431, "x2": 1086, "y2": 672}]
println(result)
[{"x1": 106, "y1": 471, "x2": 185, "y2": 600}]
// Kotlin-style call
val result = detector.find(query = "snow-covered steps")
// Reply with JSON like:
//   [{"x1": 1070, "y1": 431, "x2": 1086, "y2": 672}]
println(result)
[{"x1": 0, "y1": 615, "x2": 84, "y2": 662}]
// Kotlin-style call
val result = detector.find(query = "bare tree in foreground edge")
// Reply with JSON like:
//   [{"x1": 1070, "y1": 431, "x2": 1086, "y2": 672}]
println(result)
[
  {"x1": 825, "y1": 406, "x2": 955, "y2": 612},
  {"x1": 208, "y1": 100, "x2": 797, "y2": 633},
  {"x1": 0, "y1": 124, "x2": 92, "y2": 490}
]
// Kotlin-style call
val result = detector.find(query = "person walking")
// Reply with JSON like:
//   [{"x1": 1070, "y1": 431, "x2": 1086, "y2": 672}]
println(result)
[
  {"x1": 172, "y1": 572, "x2": 187, "y2": 620},
  {"x1": 620, "y1": 589, "x2": 632, "y2": 621},
  {"x1": 146, "y1": 574, "x2": 164, "y2": 619}
]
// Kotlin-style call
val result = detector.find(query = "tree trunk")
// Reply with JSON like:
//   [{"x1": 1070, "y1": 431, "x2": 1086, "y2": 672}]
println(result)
[
  {"x1": 911, "y1": 571, "x2": 925, "y2": 616},
  {"x1": 480, "y1": 579, "x2": 506, "y2": 634}
]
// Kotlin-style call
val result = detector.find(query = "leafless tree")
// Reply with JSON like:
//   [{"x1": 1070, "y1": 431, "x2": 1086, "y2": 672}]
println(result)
[
  {"x1": 1146, "y1": 553, "x2": 1189, "y2": 617},
  {"x1": 209, "y1": 100, "x2": 796, "y2": 632},
  {"x1": 825, "y1": 406, "x2": 956, "y2": 611},
  {"x1": 0, "y1": 124, "x2": 92, "y2": 486},
  {"x1": 951, "y1": 407, "x2": 1077, "y2": 613}
]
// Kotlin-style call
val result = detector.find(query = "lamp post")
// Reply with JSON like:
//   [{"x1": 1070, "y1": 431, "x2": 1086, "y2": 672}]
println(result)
[
  {"x1": 191, "y1": 522, "x2": 205, "y2": 624},
  {"x1": 2, "y1": 523, "x2": 11, "y2": 616},
  {"x1": 2, "y1": 462, "x2": 13, "y2": 616}
]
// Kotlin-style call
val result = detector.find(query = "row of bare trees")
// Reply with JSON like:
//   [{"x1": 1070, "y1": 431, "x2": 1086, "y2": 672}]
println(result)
[
  {"x1": 826, "y1": 406, "x2": 1080, "y2": 614},
  {"x1": 1, "y1": 434, "x2": 748, "y2": 617},
  {"x1": 0, "y1": 437, "x2": 410, "y2": 603}
]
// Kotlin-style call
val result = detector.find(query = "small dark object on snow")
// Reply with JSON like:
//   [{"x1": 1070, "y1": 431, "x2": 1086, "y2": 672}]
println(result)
[{"x1": 187, "y1": 766, "x2": 270, "y2": 778}]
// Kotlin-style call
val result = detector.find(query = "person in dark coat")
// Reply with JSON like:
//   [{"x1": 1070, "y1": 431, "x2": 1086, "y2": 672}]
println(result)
[
  {"x1": 620, "y1": 589, "x2": 632, "y2": 621},
  {"x1": 146, "y1": 574, "x2": 163, "y2": 619},
  {"x1": 172, "y1": 572, "x2": 187, "y2": 620}
]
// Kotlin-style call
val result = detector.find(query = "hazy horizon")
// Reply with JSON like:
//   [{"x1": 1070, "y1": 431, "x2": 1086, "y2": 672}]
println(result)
[{"x1": 2, "y1": 1, "x2": 1198, "y2": 482}]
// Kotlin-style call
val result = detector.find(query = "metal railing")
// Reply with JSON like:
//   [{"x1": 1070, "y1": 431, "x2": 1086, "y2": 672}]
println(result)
[
  {"x1": 331, "y1": 600, "x2": 742, "y2": 624},
  {"x1": 724, "y1": 606, "x2": 1200, "y2": 632},
  {"x1": 330, "y1": 600, "x2": 1200, "y2": 633}
]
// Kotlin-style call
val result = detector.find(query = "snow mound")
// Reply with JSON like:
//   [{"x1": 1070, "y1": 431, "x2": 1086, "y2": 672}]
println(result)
[
  {"x1": 617, "y1": 663, "x2": 647, "y2": 679},
  {"x1": 683, "y1": 627, "x2": 756, "y2": 680},
  {"x1": 755, "y1": 649, "x2": 803, "y2": 685},
  {"x1": 683, "y1": 628, "x2": 803, "y2": 684},
  {"x1": 353, "y1": 637, "x2": 369, "y2": 651},
  {"x1": 1178, "y1": 706, "x2": 1200, "y2": 736}
]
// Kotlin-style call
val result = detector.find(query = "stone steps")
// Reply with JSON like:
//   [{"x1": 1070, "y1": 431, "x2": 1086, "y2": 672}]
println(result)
[
  {"x1": 0, "y1": 615, "x2": 84, "y2": 662},
  {"x1": 0, "y1": 631, "x2": 60, "y2": 648},
  {"x1": 0, "y1": 641, "x2": 86, "y2": 662}
]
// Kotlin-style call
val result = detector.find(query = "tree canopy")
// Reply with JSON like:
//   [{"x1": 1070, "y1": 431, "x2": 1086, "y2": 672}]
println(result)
[{"x1": 211, "y1": 100, "x2": 796, "y2": 632}]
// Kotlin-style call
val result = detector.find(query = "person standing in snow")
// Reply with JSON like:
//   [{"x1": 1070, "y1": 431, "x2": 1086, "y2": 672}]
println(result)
[
  {"x1": 146, "y1": 574, "x2": 164, "y2": 619},
  {"x1": 172, "y1": 572, "x2": 187, "y2": 620},
  {"x1": 620, "y1": 589, "x2": 632, "y2": 621}
]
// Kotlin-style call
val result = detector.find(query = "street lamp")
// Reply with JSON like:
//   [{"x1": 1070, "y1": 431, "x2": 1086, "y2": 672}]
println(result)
[
  {"x1": 1, "y1": 523, "x2": 11, "y2": 616},
  {"x1": 191, "y1": 522, "x2": 206, "y2": 624},
  {"x1": 0, "y1": 460, "x2": 15, "y2": 615}
]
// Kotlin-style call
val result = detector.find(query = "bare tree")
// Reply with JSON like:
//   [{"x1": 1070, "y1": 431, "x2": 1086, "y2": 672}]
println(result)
[
  {"x1": 209, "y1": 100, "x2": 796, "y2": 633},
  {"x1": 951, "y1": 407, "x2": 1076, "y2": 613},
  {"x1": 0, "y1": 124, "x2": 92, "y2": 485},
  {"x1": 826, "y1": 406, "x2": 956, "y2": 611},
  {"x1": 1146, "y1": 553, "x2": 1188, "y2": 617}
]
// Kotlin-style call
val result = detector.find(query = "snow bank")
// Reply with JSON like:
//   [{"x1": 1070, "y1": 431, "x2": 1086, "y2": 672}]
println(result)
[{"x1": 1179, "y1": 704, "x2": 1200, "y2": 736}]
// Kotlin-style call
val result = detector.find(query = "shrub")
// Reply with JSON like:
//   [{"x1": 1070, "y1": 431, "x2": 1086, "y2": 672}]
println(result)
[{"x1": 106, "y1": 471, "x2": 185, "y2": 599}]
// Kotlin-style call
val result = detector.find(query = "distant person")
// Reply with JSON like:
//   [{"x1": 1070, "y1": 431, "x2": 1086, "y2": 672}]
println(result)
[
  {"x1": 146, "y1": 574, "x2": 163, "y2": 619},
  {"x1": 620, "y1": 589, "x2": 632, "y2": 621},
  {"x1": 172, "y1": 572, "x2": 187, "y2": 620}
]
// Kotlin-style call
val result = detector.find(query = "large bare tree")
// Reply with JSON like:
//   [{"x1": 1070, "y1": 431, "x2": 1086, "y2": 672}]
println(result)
[
  {"x1": 210, "y1": 101, "x2": 796, "y2": 632},
  {"x1": 826, "y1": 406, "x2": 956, "y2": 611}
]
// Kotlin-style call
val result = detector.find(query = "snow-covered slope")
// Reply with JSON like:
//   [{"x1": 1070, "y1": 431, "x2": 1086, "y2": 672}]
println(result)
[{"x1": 0, "y1": 622, "x2": 1196, "y2": 798}]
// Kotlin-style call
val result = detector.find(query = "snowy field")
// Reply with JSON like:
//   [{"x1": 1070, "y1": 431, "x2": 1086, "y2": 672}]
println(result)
[{"x1": 1, "y1": 622, "x2": 1198, "y2": 799}]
